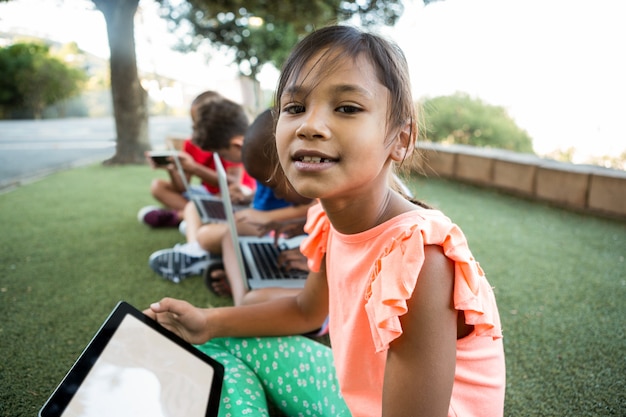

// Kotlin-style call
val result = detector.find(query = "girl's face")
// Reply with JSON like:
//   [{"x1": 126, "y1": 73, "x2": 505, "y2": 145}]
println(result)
[{"x1": 276, "y1": 52, "x2": 402, "y2": 203}]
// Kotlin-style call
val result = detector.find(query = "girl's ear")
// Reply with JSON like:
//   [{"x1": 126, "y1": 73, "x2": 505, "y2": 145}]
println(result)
[{"x1": 389, "y1": 121, "x2": 415, "y2": 162}]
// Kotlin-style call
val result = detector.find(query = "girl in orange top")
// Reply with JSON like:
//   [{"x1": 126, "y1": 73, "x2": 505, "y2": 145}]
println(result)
[{"x1": 146, "y1": 25, "x2": 505, "y2": 416}]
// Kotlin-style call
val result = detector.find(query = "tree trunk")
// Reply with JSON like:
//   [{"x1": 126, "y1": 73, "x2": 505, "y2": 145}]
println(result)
[
  {"x1": 239, "y1": 75, "x2": 264, "y2": 117},
  {"x1": 93, "y1": 0, "x2": 149, "y2": 164}
]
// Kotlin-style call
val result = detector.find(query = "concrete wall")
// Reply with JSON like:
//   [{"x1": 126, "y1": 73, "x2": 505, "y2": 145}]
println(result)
[{"x1": 413, "y1": 143, "x2": 626, "y2": 220}]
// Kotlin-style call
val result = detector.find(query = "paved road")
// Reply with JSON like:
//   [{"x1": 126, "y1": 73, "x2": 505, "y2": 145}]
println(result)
[{"x1": 0, "y1": 116, "x2": 191, "y2": 191}]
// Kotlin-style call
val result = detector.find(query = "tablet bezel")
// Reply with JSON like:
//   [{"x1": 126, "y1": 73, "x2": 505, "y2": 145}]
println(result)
[{"x1": 39, "y1": 301, "x2": 223, "y2": 417}]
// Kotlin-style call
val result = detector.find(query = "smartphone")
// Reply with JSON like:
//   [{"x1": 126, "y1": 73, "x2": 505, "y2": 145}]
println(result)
[{"x1": 148, "y1": 151, "x2": 176, "y2": 166}]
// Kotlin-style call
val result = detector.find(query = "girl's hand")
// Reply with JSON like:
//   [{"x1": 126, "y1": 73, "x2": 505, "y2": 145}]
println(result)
[
  {"x1": 176, "y1": 151, "x2": 197, "y2": 174},
  {"x1": 225, "y1": 165, "x2": 243, "y2": 183},
  {"x1": 259, "y1": 219, "x2": 307, "y2": 241},
  {"x1": 234, "y1": 209, "x2": 275, "y2": 234},
  {"x1": 144, "y1": 298, "x2": 211, "y2": 345},
  {"x1": 228, "y1": 183, "x2": 254, "y2": 205},
  {"x1": 278, "y1": 248, "x2": 309, "y2": 272}
]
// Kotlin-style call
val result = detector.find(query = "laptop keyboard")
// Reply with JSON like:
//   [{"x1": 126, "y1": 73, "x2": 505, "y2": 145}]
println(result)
[{"x1": 247, "y1": 242, "x2": 308, "y2": 280}]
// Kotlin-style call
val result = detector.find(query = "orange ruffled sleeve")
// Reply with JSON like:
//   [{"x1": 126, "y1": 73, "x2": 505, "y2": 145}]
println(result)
[
  {"x1": 300, "y1": 203, "x2": 329, "y2": 273},
  {"x1": 364, "y1": 213, "x2": 503, "y2": 353}
]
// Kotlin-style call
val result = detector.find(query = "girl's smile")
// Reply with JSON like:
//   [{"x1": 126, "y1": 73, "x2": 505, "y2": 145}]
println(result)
[{"x1": 292, "y1": 149, "x2": 338, "y2": 172}]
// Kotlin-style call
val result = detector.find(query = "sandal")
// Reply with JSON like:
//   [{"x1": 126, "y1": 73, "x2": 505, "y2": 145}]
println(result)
[{"x1": 203, "y1": 262, "x2": 232, "y2": 298}]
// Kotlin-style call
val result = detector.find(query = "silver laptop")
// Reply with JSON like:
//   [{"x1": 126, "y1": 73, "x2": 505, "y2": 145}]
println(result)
[
  {"x1": 214, "y1": 153, "x2": 308, "y2": 291},
  {"x1": 39, "y1": 301, "x2": 223, "y2": 417},
  {"x1": 149, "y1": 150, "x2": 243, "y2": 223}
]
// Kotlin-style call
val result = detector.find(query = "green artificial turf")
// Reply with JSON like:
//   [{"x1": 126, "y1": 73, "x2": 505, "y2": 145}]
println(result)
[{"x1": 0, "y1": 164, "x2": 624, "y2": 416}]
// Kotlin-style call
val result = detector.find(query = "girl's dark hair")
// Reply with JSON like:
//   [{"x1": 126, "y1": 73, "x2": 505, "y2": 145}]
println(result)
[{"x1": 274, "y1": 25, "x2": 417, "y2": 152}]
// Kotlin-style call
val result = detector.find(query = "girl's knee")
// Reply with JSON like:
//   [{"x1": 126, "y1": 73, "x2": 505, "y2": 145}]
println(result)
[{"x1": 150, "y1": 178, "x2": 170, "y2": 195}]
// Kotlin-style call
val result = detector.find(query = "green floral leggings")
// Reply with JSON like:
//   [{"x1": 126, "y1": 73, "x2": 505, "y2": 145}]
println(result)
[{"x1": 195, "y1": 336, "x2": 350, "y2": 417}]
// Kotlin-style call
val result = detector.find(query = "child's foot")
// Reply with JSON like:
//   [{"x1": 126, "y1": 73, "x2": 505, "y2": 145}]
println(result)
[
  {"x1": 138, "y1": 206, "x2": 181, "y2": 228},
  {"x1": 203, "y1": 264, "x2": 231, "y2": 297},
  {"x1": 148, "y1": 243, "x2": 211, "y2": 283}
]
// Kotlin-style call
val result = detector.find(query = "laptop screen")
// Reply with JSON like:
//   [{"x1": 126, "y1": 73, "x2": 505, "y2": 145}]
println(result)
[
  {"x1": 40, "y1": 302, "x2": 223, "y2": 417},
  {"x1": 213, "y1": 153, "x2": 251, "y2": 291}
]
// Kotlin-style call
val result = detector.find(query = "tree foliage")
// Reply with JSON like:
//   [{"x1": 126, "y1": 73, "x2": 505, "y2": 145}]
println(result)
[
  {"x1": 156, "y1": 0, "x2": 404, "y2": 77},
  {"x1": 420, "y1": 92, "x2": 534, "y2": 153},
  {"x1": 0, "y1": 42, "x2": 86, "y2": 119}
]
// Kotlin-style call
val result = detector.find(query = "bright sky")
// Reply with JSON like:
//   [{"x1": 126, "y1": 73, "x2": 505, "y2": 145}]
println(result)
[{"x1": 1, "y1": 0, "x2": 624, "y2": 162}]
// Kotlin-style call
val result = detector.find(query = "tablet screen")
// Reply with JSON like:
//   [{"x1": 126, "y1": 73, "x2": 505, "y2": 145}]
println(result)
[{"x1": 40, "y1": 302, "x2": 222, "y2": 417}]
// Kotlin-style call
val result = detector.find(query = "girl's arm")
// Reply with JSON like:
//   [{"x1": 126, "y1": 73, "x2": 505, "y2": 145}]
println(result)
[
  {"x1": 166, "y1": 151, "x2": 193, "y2": 192},
  {"x1": 224, "y1": 165, "x2": 243, "y2": 185},
  {"x1": 144, "y1": 259, "x2": 329, "y2": 343},
  {"x1": 189, "y1": 163, "x2": 219, "y2": 187},
  {"x1": 382, "y1": 244, "x2": 457, "y2": 417},
  {"x1": 235, "y1": 204, "x2": 313, "y2": 236}
]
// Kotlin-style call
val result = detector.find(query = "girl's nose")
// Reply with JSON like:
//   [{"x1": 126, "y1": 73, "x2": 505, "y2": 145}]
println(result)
[{"x1": 295, "y1": 108, "x2": 330, "y2": 141}]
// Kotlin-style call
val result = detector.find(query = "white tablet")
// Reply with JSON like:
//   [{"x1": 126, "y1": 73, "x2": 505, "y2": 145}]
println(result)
[{"x1": 39, "y1": 301, "x2": 223, "y2": 417}]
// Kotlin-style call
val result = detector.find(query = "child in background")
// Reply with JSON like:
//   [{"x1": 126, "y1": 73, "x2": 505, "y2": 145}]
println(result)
[
  {"x1": 148, "y1": 109, "x2": 314, "y2": 284},
  {"x1": 139, "y1": 92, "x2": 255, "y2": 228},
  {"x1": 146, "y1": 25, "x2": 505, "y2": 416}
]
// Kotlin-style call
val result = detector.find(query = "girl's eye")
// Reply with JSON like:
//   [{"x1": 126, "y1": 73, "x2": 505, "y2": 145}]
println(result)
[
  {"x1": 336, "y1": 105, "x2": 361, "y2": 114},
  {"x1": 283, "y1": 104, "x2": 305, "y2": 114}
]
